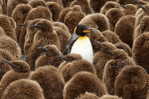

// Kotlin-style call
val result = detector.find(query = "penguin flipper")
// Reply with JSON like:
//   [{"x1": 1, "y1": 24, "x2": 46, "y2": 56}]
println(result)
[{"x1": 63, "y1": 33, "x2": 78, "y2": 55}]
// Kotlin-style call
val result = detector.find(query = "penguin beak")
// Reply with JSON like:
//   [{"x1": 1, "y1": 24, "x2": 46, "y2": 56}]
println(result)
[
  {"x1": 83, "y1": 27, "x2": 96, "y2": 33},
  {"x1": 83, "y1": 29, "x2": 91, "y2": 33},
  {"x1": 83, "y1": 28, "x2": 93, "y2": 33}
]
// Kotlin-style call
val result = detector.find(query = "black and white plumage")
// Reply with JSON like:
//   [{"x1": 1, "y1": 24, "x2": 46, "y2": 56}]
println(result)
[{"x1": 64, "y1": 24, "x2": 94, "y2": 63}]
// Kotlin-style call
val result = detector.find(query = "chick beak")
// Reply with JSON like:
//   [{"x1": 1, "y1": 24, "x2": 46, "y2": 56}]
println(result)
[
  {"x1": 30, "y1": 24, "x2": 41, "y2": 28},
  {"x1": 20, "y1": 55, "x2": 28, "y2": 61},
  {"x1": 1, "y1": 59, "x2": 16, "y2": 69},
  {"x1": 17, "y1": 24, "x2": 27, "y2": 27},
  {"x1": 37, "y1": 46, "x2": 48, "y2": 52}
]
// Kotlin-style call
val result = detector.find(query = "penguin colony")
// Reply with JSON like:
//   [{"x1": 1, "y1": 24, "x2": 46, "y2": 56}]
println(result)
[{"x1": 0, "y1": 0, "x2": 149, "y2": 99}]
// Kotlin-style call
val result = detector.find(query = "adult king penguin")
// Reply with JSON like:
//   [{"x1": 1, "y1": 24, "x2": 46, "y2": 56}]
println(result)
[{"x1": 64, "y1": 24, "x2": 94, "y2": 63}]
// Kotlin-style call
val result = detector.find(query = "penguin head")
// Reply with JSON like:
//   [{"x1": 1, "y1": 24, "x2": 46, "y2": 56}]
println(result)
[{"x1": 75, "y1": 24, "x2": 92, "y2": 36}]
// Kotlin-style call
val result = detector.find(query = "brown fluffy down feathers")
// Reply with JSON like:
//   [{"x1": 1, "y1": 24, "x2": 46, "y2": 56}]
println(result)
[
  {"x1": 63, "y1": 72, "x2": 106, "y2": 99},
  {"x1": 115, "y1": 66, "x2": 147, "y2": 99},
  {"x1": 1, "y1": 79, "x2": 45, "y2": 99}
]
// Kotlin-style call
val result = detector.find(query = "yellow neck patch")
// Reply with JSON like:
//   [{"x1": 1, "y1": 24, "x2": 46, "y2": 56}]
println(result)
[{"x1": 78, "y1": 36, "x2": 89, "y2": 40}]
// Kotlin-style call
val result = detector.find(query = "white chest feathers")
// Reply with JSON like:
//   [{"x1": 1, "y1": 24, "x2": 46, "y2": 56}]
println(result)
[{"x1": 70, "y1": 36, "x2": 94, "y2": 63}]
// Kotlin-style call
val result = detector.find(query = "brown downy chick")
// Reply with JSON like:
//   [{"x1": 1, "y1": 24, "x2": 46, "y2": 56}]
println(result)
[
  {"x1": 7, "y1": 0, "x2": 28, "y2": 16},
  {"x1": 54, "y1": 26, "x2": 71, "y2": 52},
  {"x1": 89, "y1": 29, "x2": 107, "y2": 52},
  {"x1": 99, "y1": 95, "x2": 122, "y2": 99},
  {"x1": 24, "y1": 18, "x2": 41, "y2": 55},
  {"x1": 0, "y1": 49, "x2": 15, "y2": 80},
  {"x1": 93, "y1": 41, "x2": 117, "y2": 79},
  {"x1": 132, "y1": 32, "x2": 149, "y2": 73},
  {"x1": 30, "y1": 66, "x2": 65, "y2": 99},
  {"x1": 0, "y1": 15, "x2": 17, "y2": 40},
  {"x1": 43, "y1": 0, "x2": 63, "y2": 6},
  {"x1": 58, "y1": 5, "x2": 83, "y2": 23},
  {"x1": 64, "y1": 72, "x2": 106, "y2": 99},
  {"x1": 135, "y1": 4, "x2": 149, "y2": 27},
  {"x1": 102, "y1": 30, "x2": 121, "y2": 44},
  {"x1": 134, "y1": 16, "x2": 149, "y2": 39},
  {"x1": 90, "y1": 0, "x2": 118, "y2": 12},
  {"x1": 1, "y1": 79, "x2": 45, "y2": 99},
  {"x1": 35, "y1": 45, "x2": 63, "y2": 68},
  {"x1": 61, "y1": 53, "x2": 82, "y2": 62},
  {"x1": 114, "y1": 15, "x2": 135, "y2": 47},
  {"x1": 27, "y1": 19, "x2": 60, "y2": 69},
  {"x1": 30, "y1": 18, "x2": 60, "y2": 50},
  {"x1": 58, "y1": 53, "x2": 82, "y2": 72},
  {"x1": 122, "y1": 4, "x2": 137, "y2": 15},
  {"x1": 0, "y1": 60, "x2": 30, "y2": 98},
  {"x1": 61, "y1": 0, "x2": 73, "y2": 7},
  {"x1": 53, "y1": 22, "x2": 71, "y2": 52},
  {"x1": 53, "y1": 21, "x2": 70, "y2": 33},
  {"x1": 105, "y1": 8, "x2": 124, "y2": 31},
  {"x1": 25, "y1": 6, "x2": 52, "y2": 22},
  {"x1": 58, "y1": 7, "x2": 72, "y2": 22},
  {"x1": 100, "y1": 1, "x2": 121, "y2": 14},
  {"x1": 11, "y1": 4, "x2": 32, "y2": 47},
  {"x1": 21, "y1": 6, "x2": 52, "y2": 49},
  {"x1": 46, "y1": 2, "x2": 62, "y2": 21},
  {"x1": 103, "y1": 49, "x2": 135, "y2": 94},
  {"x1": 59, "y1": 59, "x2": 96, "y2": 82},
  {"x1": 115, "y1": 42, "x2": 132, "y2": 57},
  {"x1": 5, "y1": 60, "x2": 30, "y2": 73},
  {"x1": 115, "y1": 65, "x2": 147, "y2": 99},
  {"x1": 70, "y1": 0, "x2": 93, "y2": 14},
  {"x1": 0, "y1": 36, "x2": 22, "y2": 59},
  {"x1": 64, "y1": 5, "x2": 85, "y2": 33},
  {"x1": 79, "y1": 13, "x2": 110, "y2": 32},
  {"x1": 29, "y1": 0, "x2": 46, "y2": 8},
  {"x1": 77, "y1": 92, "x2": 100, "y2": 99}
]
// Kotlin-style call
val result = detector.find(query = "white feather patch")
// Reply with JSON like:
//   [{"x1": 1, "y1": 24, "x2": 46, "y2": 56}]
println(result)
[{"x1": 70, "y1": 36, "x2": 93, "y2": 63}]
